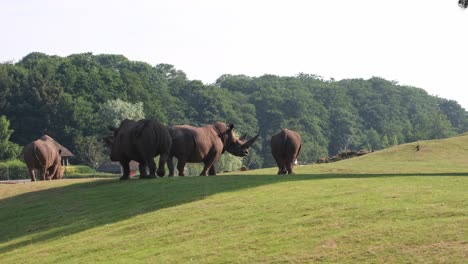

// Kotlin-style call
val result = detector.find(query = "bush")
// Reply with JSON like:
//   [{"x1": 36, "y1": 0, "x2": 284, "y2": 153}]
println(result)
[
  {"x1": 0, "y1": 161, "x2": 114, "y2": 180},
  {"x1": 64, "y1": 165, "x2": 118, "y2": 179},
  {"x1": 0, "y1": 160, "x2": 28, "y2": 180},
  {"x1": 215, "y1": 153, "x2": 243, "y2": 173},
  {"x1": 64, "y1": 165, "x2": 94, "y2": 176},
  {"x1": 0, "y1": 116, "x2": 22, "y2": 160}
]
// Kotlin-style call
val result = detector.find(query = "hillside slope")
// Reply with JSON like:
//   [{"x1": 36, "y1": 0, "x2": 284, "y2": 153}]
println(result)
[
  {"x1": 0, "y1": 135, "x2": 467, "y2": 263},
  {"x1": 237, "y1": 133, "x2": 468, "y2": 175}
]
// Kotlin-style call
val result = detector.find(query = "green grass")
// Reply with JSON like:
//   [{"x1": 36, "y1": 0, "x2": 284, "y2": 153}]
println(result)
[{"x1": 0, "y1": 135, "x2": 467, "y2": 263}]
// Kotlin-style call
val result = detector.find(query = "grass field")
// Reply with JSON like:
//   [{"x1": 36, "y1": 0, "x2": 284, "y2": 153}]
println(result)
[{"x1": 0, "y1": 135, "x2": 467, "y2": 263}]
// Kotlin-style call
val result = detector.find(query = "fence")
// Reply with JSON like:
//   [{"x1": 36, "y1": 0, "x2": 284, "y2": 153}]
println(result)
[{"x1": 0, "y1": 165, "x2": 29, "y2": 181}]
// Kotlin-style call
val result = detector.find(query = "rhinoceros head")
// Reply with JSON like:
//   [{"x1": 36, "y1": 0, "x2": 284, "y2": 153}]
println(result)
[
  {"x1": 105, "y1": 119, "x2": 135, "y2": 161},
  {"x1": 56, "y1": 166, "x2": 65, "y2": 179},
  {"x1": 220, "y1": 123, "x2": 259, "y2": 157}
]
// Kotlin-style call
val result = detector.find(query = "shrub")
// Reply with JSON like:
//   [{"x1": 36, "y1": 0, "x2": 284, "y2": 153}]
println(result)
[
  {"x1": 0, "y1": 160, "x2": 28, "y2": 180},
  {"x1": 64, "y1": 165, "x2": 94, "y2": 176},
  {"x1": 0, "y1": 116, "x2": 22, "y2": 160},
  {"x1": 0, "y1": 161, "x2": 110, "y2": 180}
]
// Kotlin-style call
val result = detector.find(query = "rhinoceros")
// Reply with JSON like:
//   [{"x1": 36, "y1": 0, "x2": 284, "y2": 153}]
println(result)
[
  {"x1": 270, "y1": 129, "x2": 302, "y2": 175},
  {"x1": 23, "y1": 138, "x2": 64, "y2": 181},
  {"x1": 167, "y1": 122, "x2": 258, "y2": 176},
  {"x1": 104, "y1": 119, "x2": 172, "y2": 180}
]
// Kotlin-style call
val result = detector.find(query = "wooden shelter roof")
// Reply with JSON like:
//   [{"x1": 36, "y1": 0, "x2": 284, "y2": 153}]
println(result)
[{"x1": 40, "y1": 135, "x2": 74, "y2": 157}]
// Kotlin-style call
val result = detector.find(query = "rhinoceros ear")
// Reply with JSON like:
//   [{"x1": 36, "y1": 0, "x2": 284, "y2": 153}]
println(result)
[
  {"x1": 108, "y1": 125, "x2": 117, "y2": 132},
  {"x1": 242, "y1": 134, "x2": 259, "y2": 148}
]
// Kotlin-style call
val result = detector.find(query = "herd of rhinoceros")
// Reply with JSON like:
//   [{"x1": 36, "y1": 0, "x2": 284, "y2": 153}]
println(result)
[{"x1": 23, "y1": 119, "x2": 302, "y2": 181}]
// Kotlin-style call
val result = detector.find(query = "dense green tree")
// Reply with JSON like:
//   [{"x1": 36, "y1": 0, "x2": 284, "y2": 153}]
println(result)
[
  {"x1": 0, "y1": 116, "x2": 21, "y2": 160},
  {"x1": 73, "y1": 135, "x2": 107, "y2": 175},
  {"x1": 99, "y1": 99, "x2": 145, "y2": 128},
  {"x1": 313, "y1": 83, "x2": 360, "y2": 154},
  {"x1": 0, "y1": 63, "x2": 13, "y2": 110},
  {"x1": 428, "y1": 112, "x2": 456, "y2": 139},
  {"x1": 381, "y1": 135, "x2": 391, "y2": 149},
  {"x1": 437, "y1": 98, "x2": 468, "y2": 133},
  {"x1": 363, "y1": 128, "x2": 381, "y2": 151},
  {"x1": 1, "y1": 52, "x2": 467, "y2": 169},
  {"x1": 56, "y1": 94, "x2": 100, "y2": 149},
  {"x1": 5, "y1": 56, "x2": 64, "y2": 145}
]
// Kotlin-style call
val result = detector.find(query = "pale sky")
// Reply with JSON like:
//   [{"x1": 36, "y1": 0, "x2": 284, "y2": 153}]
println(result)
[{"x1": 1, "y1": 0, "x2": 468, "y2": 109}]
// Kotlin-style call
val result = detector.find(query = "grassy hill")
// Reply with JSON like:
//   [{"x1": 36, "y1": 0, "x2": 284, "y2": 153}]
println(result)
[
  {"x1": 0, "y1": 135, "x2": 467, "y2": 263},
  {"x1": 237, "y1": 133, "x2": 468, "y2": 175}
]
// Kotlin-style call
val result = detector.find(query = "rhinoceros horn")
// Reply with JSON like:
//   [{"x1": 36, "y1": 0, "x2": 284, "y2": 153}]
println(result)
[
  {"x1": 242, "y1": 134, "x2": 259, "y2": 148},
  {"x1": 240, "y1": 133, "x2": 248, "y2": 141}
]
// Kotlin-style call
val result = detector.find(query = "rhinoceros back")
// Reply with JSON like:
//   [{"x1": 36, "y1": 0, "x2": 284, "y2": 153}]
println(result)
[
  {"x1": 112, "y1": 119, "x2": 171, "y2": 162},
  {"x1": 132, "y1": 119, "x2": 172, "y2": 157},
  {"x1": 271, "y1": 129, "x2": 301, "y2": 159},
  {"x1": 23, "y1": 139, "x2": 60, "y2": 171}
]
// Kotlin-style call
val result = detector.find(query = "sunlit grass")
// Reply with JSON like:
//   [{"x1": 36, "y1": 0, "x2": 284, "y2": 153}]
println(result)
[{"x1": 237, "y1": 134, "x2": 468, "y2": 175}]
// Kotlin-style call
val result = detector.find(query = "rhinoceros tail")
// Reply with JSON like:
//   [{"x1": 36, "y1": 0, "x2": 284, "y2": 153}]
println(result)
[
  {"x1": 32, "y1": 143, "x2": 41, "y2": 163},
  {"x1": 281, "y1": 129, "x2": 289, "y2": 153},
  {"x1": 296, "y1": 143, "x2": 302, "y2": 159}
]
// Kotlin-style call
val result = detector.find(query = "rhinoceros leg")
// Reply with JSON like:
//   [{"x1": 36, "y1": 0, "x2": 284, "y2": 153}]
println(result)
[
  {"x1": 177, "y1": 158, "x2": 187, "y2": 177},
  {"x1": 146, "y1": 158, "x2": 158, "y2": 178},
  {"x1": 28, "y1": 167, "x2": 36, "y2": 182},
  {"x1": 280, "y1": 165, "x2": 287, "y2": 174},
  {"x1": 167, "y1": 156, "x2": 175, "y2": 177},
  {"x1": 273, "y1": 155, "x2": 286, "y2": 175},
  {"x1": 120, "y1": 161, "x2": 131, "y2": 180},
  {"x1": 200, "y1": 161, "x2": 215, "y2": 176},
  {"x1": 208, "y1": 166, "x2": 216, "y2": 176},
  {"x1": 200, "y1": 152, "x2": 219, "y2": 176},
  {"x1": 39, "y1": 167, "x2": 48, "y2": 181},
  {"x1": 48, "y1": 165, "x2": 58, "y2": 180},
  {"x1": 279, "y1": 161, "x2": 287, "y2": 175},
  {"x1": 286, "y1": 161, "x2": 295, "y2": 175},
  {"x1": 139, "y1": 161, "x2": 155, "y2": 179},
  {"x1": 157, "y1": 153, "x2": 168, "y2": 177}
]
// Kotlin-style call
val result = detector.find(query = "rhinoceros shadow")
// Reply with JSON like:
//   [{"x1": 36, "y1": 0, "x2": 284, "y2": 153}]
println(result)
[{"x1": 0, "y1": 172, "x2": 466, "y2": 253}]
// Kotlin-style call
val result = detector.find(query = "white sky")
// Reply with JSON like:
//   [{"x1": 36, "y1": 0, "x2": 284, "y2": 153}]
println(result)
[{"x1": 1, "y1": 0, "x2": 468, "y2": 109}]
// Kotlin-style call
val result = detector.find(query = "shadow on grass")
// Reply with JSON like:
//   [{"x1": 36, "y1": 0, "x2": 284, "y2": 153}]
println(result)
[{"x1": 0, "y1": 172, "x2": 467, "y2": 253}]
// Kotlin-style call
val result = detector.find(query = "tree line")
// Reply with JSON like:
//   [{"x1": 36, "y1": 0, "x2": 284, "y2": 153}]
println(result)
[{"x1": 1, "y1": 52, "x2": 467, "y2": 169}]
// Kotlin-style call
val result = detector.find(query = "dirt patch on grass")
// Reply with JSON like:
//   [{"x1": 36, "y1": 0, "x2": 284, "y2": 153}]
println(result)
[
  {"x1": 321, "y1": 239, "x2": 338, "y2": 249},
  {"x1": 401, "y1": 240, "x2": 468, "y2": 262}
]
